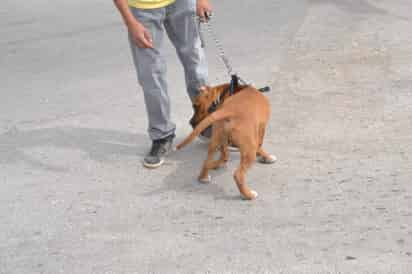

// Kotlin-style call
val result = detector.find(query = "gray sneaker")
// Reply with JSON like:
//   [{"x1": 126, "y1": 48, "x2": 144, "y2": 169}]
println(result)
[{"x1": 143, "y1": 134, "x2": 175, "y2": 169}]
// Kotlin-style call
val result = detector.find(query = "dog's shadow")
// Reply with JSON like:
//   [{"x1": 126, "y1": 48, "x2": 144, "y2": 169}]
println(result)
[
  {"x1": 0, "y1": 126, "x2": 146, "y2": 172},
  {"x1": 146, "y1": 141, "x2": 243, "y2": 200}
]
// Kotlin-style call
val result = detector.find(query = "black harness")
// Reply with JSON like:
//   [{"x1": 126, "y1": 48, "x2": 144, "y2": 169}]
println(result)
[
  {"x1": 207, "y1": 74, "x2": 271, "y2": 114},
  {"x1": 207, "y1": 75, "x2": 240, "y2": 114}
]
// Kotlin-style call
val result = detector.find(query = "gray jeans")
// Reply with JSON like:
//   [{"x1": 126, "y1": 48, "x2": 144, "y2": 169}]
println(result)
[{"x1": 129, "y1": 0, "x2": 208, "y2": 140}]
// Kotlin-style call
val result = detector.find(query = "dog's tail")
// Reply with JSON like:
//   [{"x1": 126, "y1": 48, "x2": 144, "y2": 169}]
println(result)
[{"x1": 176, "y1": 110, "x2": 232, "y2": 150}]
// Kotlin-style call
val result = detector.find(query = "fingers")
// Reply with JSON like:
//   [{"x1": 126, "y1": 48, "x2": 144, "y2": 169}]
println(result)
[
  {"x1": 131, "y1": 28, "x2": 153, "y2": 48},
  {"x1": 143, "y1": 29, "x2": 154, "y2": 48},
  {"x1": 128, "y1": 21, "x2": 154, "y2": 48},
  {"x1": 133, "y1": 37, "x2": 151, "y2": 48},
  {"x1": 197, "y1": 0, "x2": 212, "y2": 22},
  {"x1": 199, "y1": 11, "x2": 212, "y2": 22},
  {"x1": 198, "y1": 10, "x2": 212, "y2": 22},
  {"x1": 135, "y1": 33, "x2": 153, "y2": 48}
]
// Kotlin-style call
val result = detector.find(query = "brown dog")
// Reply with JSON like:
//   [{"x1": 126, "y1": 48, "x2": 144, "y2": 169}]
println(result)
[
  {"x1": 189, "y1": 83, "x2": 248, "y2": 129},
  {"x1": 177, "y1": 84, "x2": 276, "y2": 200}
]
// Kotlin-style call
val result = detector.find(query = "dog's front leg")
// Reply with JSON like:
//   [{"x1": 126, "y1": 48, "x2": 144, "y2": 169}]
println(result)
[
  {"x1": 198, "y1": 124, "x2": 227, "y2": 183},
  {"x1": 198, "y1": 140, "x2": 220, "y2": 183},
  {"x1": 208, "y1": 135, "x2": 229, "y2": 170}
]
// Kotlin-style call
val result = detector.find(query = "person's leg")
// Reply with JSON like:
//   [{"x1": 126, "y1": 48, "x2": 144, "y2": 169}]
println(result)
[
  {"x1": 129, "y1": 7, "x2": 175, "y2": 168},
  {"x1": 129, "y1": 7, "x2": 176, "y2": 141},
  {"x1": 163, "y1": 0, "x2": 208, "y2": 101}
]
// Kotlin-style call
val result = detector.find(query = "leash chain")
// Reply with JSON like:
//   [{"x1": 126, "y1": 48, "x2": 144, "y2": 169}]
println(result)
[{"x1": 197, "y1": 15, "x2": 249, "y2": 85}]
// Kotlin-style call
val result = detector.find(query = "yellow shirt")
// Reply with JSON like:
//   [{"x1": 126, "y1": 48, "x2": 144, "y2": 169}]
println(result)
[{"x1": 128, "y1": 0, "x2": 176, "y2": 9}]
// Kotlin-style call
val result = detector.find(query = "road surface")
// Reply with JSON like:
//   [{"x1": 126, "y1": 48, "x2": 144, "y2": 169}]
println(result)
[{"x1": 1, "y1": 0, "x2": 411, "y2": 273}]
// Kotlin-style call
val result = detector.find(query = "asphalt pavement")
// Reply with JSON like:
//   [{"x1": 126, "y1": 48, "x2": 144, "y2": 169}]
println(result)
[{"x1": 1, "y1": 0, "x2": 412, "y2": 273}]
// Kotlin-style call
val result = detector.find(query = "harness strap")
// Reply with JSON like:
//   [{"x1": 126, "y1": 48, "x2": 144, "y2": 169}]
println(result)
[
  {"x1": 207, "y1": 85, "x2": 231, "y2": 114},
  {"x1": 229, "y1": 74, "x2": 239, "y2": 95},
  {"x1": 206, "y1": 75, "x2": 271, "y2": 114},
  {"x1": 207, "y1": 75, "x2": 240, "y2": 114}
]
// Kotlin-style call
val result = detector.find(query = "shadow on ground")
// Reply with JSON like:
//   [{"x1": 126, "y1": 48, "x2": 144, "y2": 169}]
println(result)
[
  {"x1": 0, "y1": 126, "x2": 146, "y2": 172},
  {"x1": 144, "y1": 140, "x2": 252, "y2": 201}
]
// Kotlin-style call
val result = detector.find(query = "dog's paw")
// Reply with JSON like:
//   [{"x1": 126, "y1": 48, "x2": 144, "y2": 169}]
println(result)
[
  {"x1": 257, "y1": 154, "x2": 277, "y2": 164},
  {"x1": 198, "y1": 175, "x2": 212, "y2": 184},
  {"x1": 240, "y1": 190, "x2": 258, "y2": 200}
]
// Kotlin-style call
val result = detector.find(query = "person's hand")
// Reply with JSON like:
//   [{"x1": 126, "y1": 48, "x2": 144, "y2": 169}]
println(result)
[
  {"x1": 197, "y1": 0, "x2": 212, "y2": 22},
  {"x1": 128, "y1": 21, "x2": 153, "y2": 48}
]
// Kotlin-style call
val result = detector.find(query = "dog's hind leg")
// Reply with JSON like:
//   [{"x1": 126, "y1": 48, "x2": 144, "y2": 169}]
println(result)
[
  {"x1": 256, "y1": 125, "x2": 276, "y2": 164},
  {"x1": 234, "y1": 148, "x2": 258, "y2": 200}
]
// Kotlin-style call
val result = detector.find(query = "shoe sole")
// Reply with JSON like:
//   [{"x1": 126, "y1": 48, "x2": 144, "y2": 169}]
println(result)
[
  {"x1": 257, "y1": 155, "x2": 277, "y2": 164},
  {"x1": 228, "y1": 145, "x2": 239, "y2": 152},
  {"x1": 143, "y1": 158, "x2": 165, "y2": 169}
]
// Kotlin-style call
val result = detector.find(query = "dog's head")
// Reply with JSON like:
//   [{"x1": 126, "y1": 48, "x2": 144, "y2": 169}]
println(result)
[{"x1": 189, "y1": 84, "x2": 230, "y2": 128}]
